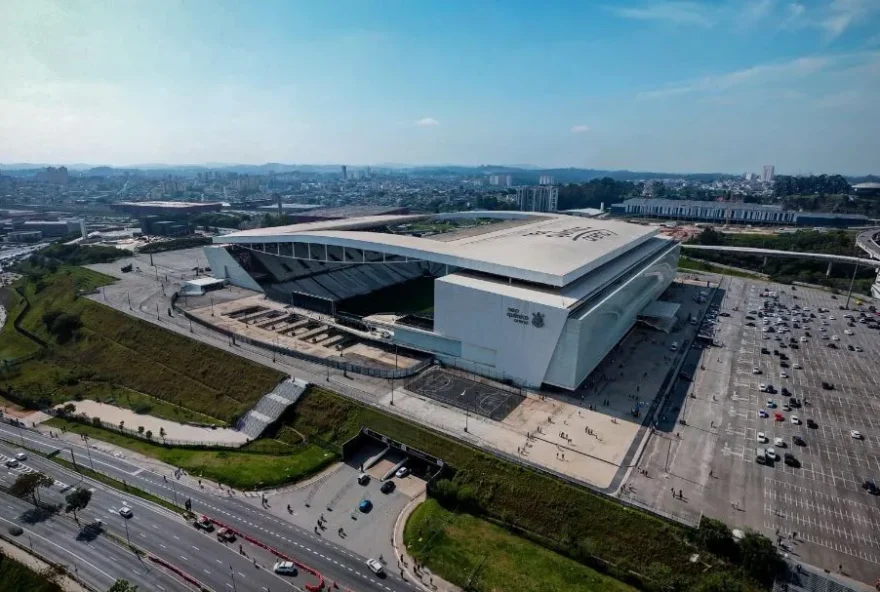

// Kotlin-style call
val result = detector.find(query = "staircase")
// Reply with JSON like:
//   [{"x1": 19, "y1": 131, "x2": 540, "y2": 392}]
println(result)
[
  {"x1": 774, "y1": 564, "x2": 867, "y2": 592},
  {"x1": 237, "y1": 378, "x2": 309, "y2": 439}
]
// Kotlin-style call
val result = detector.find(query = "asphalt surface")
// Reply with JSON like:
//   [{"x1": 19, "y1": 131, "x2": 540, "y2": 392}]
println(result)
[
  {"x1": 0, "y1": 491, "x2": 186, "y2": 591},
  {"x1": 0, "y1": 427, "x2": 417, "y2": 592},
  {"x1": 0, "y1": 440, "x2": 300, "y2": 592}
]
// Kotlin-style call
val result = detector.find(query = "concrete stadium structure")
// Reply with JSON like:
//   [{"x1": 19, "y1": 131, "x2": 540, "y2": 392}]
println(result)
[
  {"x1": 206, "y1": 212, "x2": 680, "y2": 390},
  {"x1": 856, "y1": 228, "x2": 880, "y2": 299}
]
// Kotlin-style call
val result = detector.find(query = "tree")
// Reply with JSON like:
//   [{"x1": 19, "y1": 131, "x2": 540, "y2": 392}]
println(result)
[
  {"x1": 65, "y1": 488, "x2": 92, "y2": 522},
  {"x1": 107, "y1": 580, "x2": 139, "y2": 592},
  {"x1": 45, "y1": 312, "x2": 82, "y2": 343},
  {"x1": 739, "y1": 531, "x2": 783, "y2": 585},
  {"x1": 137, "y1": 426, "x2": 144, "y2": 435},
  {"x1": 10, "y1": 472, "x2": 55, "y2": 506},
  {"x1": 697, "y1": 518, "x2": 738, "y2": 561},
  {"x1": 159, "y1": 427, "x2": 166, "y2": 442},
  {"x1": 145, "y1": 430, "x2": 153, "y2": 441},
  {"x1": 694, "y1": 572, "x2": 745, "y2": 592}
]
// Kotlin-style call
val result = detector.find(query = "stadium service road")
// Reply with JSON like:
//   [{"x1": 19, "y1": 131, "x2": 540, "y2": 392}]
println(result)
[{"x1": 630, "y1": 275, "x2": 880, "y2": 586}]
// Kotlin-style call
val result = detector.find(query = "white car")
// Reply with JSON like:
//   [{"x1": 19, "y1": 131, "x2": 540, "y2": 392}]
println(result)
[
  {"x1": 670, "y1": 342, "x2": 678, "y2": 352},
  {"x1": 366, "y1": 558, "x2": 385, "y2": 576},
  {"x1": 829, "y1": 316, "x2": 836, "y2": 320},
  {"x1": 752, "y1": 367, "x2": 762, "y2": 375},
  {"x1": 800, "y1": 337, "x2": 807, "y2": 343},
  {"x1": 851, "y1": 430, "x2": 864, "y2": 440},
  {"x1": 832, "y1": 335, "x2": 840, "y2": 341},
  {"x1": 774, "y1": 437, "x2": 786, "y2": 448},
  {"x1": 395, "y1": 466, "x2": 410, "y2": 479},
  {"x1": 757, "y1": 432, "x2": 768, "y2": 443},
  {"x1": 791, "y1": 416, "x2": 800, "y2": 425},
  {"x1": 759, "y1": 383, "x2": 768, "y2": 392},
  {"x1": 767, "y1": 447, "x2": 777, "y2": 460},
  {"x1": 793, "y1": 363, "x2": 801, "y2": 369},
  {"x1": 844, "y1": 329, "x2": 853, "y2": 335},
  {"x1": 273, "y1": 561, "x2": 297, "y2": 575},
  {"x1": 758, "y1": 409, "x2": 768, "y2": 418},
  {"x1": 855, "y1": 346, "x2": 864, "y2": 352},
  {"x1": 14, "y1": 452, "x2": 26, "y2": 461},
  {"x1": 780, "y1": 372, "x2": 788, "y2": 379},
  {"x1": 119, "y1": 506, "x2": 133, "y2": 518}
]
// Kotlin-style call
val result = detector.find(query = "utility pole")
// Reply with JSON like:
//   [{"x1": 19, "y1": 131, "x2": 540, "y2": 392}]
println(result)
[
  {"x1": 122, "y1": 514, "x2": 131, "y2": 545},
  {"x1": 127, "y1": 293, "x2": 132, "y2": 310}
]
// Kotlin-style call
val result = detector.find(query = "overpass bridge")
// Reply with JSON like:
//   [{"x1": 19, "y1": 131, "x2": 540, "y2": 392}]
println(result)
[
  {"x1": 680, "y1": 243, "x2": 880, "y2": 306},
  {"x1": 855, "y1": 228, "x2": 880, "y2": 298},
  {"x1": 681, "y1": 244, "x2": 880, "y2": 268}
]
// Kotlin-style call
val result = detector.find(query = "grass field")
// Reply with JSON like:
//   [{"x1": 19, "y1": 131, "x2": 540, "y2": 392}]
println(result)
[
  {"x1": 0, "y1": 554, "x2": 63, "y2": 592},
  {"x1": 405, "y1": 499, "x2": 638, "y2": 592},
  {"x1": 2, "y1": 268, "x2": 284, "y2": 424},
  {"x1": 287, "y1": 387, "x2": 760, "y2": 592},
  {"x1": 0, "y1": 288, "x2": 40, "y2": 362},
  {"x1": 47, "y1": 417, "x2": 335, "y2": 489}
]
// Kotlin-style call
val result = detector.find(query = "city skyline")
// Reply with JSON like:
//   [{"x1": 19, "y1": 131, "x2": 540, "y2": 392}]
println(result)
[{"x1": 1, "y1": 0, "x2": 879, "y2": 174}]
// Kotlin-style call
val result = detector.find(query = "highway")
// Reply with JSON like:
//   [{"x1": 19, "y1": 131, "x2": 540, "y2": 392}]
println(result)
[
  {"x1": 0, "y1": 425, "x2": 417, "y2": 592},
  {"x1": 0, "y1": 440, "x2": 299, "y2": 592},
  {"x1": 0, "y1": 491, "x2": 187, "y2": 591}
]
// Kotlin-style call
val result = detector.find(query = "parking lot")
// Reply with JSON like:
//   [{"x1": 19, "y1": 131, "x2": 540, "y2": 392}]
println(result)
[
  {"x1": 250, "y1": 440, "x2": 428, "y2": 564},
  {"x1": 706, "y1": 279, "x2": 880, "y2": 584}
]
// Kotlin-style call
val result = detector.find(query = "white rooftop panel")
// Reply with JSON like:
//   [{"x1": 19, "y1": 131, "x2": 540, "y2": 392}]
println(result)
[{"x1": 218, "y1": 213, "x2": 658, "y2": 287}]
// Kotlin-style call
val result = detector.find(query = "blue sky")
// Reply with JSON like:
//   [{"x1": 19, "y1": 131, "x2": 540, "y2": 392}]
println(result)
[{"x1": 1, "y1": 0, "x2": 878, "y2": 174}]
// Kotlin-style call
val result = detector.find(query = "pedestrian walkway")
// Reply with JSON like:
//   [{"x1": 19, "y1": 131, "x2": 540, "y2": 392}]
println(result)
[{"x1": 392, "y1": 492, "x2": 461, "y2": 592}]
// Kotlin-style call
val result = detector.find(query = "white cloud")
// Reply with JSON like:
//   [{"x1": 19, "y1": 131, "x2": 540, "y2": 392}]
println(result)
[
  {"x1": 780, "y1": 2, "x2": 806, "y2": 28},
  {"x1": 571, "y1": 125, "x2": 591, "y2": 133},
  {"x1": 741, "y1": 0, "x2": 776, "y2": 24},
  {"x1": 608, "y1": 2, "x2": 715, "y2": 27},
  {"x1": 415, "y1": 117, "x2": 440, "y2": 127},
  {"x1": 820, "y1": 0, "x2": 877, "y2": 40},
  {"x1": 638, "y1": 55, "x2": 833, "y2": 99}
]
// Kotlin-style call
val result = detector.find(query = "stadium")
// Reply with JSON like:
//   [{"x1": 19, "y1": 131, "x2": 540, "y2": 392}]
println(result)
[{"x1": 204, "y1": 212, "x2": 680, "y2": 390}]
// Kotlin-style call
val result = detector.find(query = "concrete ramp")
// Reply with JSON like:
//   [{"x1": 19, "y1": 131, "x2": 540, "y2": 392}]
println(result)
[{"x1": 237, "y1": 378, "x2": 309, "y2": 439}]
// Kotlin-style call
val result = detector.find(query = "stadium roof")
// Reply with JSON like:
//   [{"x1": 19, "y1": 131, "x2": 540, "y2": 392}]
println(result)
[{"x1": 217, "y1": 212, "x2": 658, "y2": 287}]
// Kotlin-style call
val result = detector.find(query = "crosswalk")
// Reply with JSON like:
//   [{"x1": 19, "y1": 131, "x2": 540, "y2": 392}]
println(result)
[{"x1": 0, "y1": 452, "x2": 72, "y2": 492}]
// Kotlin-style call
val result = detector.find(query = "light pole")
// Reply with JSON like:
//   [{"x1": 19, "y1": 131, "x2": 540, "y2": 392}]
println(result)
[
  {"x1": 229, "y1": 565, "x2": 238, "y2": 592},
  {"x1": 170, "y1": 478, "x2": 180, "y2": 507},
  {"x1": 121, "y1": 514, "x2": 131, "y2": 545},
  {"x1": 82, "y1": 435, "x2": 95, "y2": 471}
]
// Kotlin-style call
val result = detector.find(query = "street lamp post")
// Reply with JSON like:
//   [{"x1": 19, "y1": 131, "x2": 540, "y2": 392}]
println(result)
[
  {"x1": 229, "y1": 565, "x2": 238, "y2": 592},
  {"x1": 170, "y1": 478, "x2": 180, "y2": 507},
  {"x1": 82, "y1": 435, "x2": 95, "y2": 471},
  {"x1": 121, "y1": 514, "x2": 131, "y2": 545}
]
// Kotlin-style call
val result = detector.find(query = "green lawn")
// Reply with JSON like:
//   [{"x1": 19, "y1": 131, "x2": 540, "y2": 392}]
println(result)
[
  {"x1": 405, "y1": 499, "x2": 638, "y2": 592},
  {"x1": 0, "y1": 554, "x2": 63, "y2": 592},
  {"x1": 46, "y1": 417, "x2": 336, "y2": 489},
  {"x1": 2, "y1": 268, "x2": 284, "y2": 423}
]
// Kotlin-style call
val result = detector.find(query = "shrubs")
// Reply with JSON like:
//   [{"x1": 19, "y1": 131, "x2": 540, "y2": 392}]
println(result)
[{"x1": 41, "y1": 311, "x2": 82, "y2": 343}]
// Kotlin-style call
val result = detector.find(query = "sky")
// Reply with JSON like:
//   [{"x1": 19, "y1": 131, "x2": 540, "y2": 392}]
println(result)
[{"x1": 1, "y1": 0, "x2": 879, "y2": 174}]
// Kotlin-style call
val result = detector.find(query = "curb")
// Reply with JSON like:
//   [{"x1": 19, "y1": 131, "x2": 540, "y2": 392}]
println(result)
[{"x1": 392, "y1": 492, "x2": 461, "y2": 592}]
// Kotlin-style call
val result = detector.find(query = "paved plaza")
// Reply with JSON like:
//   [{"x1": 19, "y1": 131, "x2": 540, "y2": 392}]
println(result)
[{"x1": 628, "y1": 275, "x2": 880, "y2": 586}]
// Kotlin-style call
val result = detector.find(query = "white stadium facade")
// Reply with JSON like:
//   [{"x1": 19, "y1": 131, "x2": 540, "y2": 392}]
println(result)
[{"x1": 205, "y1": 212, "x2": 680, "y2": 390}]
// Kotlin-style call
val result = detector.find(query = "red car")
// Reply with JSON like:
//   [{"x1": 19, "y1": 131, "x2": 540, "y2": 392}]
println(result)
[{"x1": 774, "y1": 413, "x2": 785, "y2": 422}]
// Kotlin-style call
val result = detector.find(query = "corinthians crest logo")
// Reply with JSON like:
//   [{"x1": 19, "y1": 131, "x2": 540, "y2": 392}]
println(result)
[{"x1": 531, "y1": 312, "x2": 545, "y2": 328}]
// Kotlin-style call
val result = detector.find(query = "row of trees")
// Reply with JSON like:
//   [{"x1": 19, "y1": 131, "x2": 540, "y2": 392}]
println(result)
[
  {"x1": 557, "y1": 177, "x2": 637, "y2": 210},
  {"x1": 773, "y1": 174, "x2": 850, "y2": 197},
  {"x1": 9, "y1": 471, "x2": 92, "y2": 520}
]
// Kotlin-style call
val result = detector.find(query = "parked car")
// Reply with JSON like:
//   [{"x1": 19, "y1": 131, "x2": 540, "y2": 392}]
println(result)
[
  {"x1": 217, "y1": 527, "x2": 236, "y2": 542},
  {"x1": 793, "y1": 435, "x2": 806, "y2": 446},
  {"x1": 783, "y1": 453, "x2": 800, "y2": 467},
  {"x1": 193, "y1": 516, "x2": 214, "y2": 531},
  {"x1": 380, "y1": 480, "x2": 396, "y2": 494},
  {"x1": 851, "y1": 430, "x2": 864, "y2": 440},
  {"x1": 395, "y1": 467, "x2": 410, "y2": 479},
  {"x1": 359, "y1": 500, "x2": 373, "y2": 513}
]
